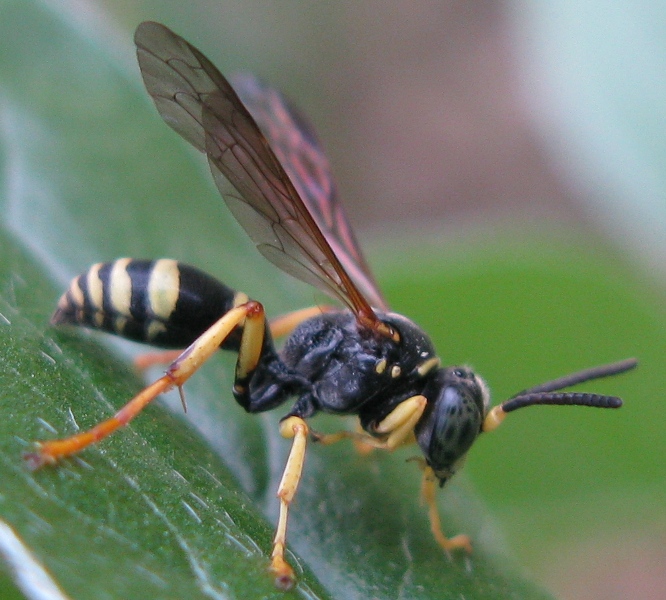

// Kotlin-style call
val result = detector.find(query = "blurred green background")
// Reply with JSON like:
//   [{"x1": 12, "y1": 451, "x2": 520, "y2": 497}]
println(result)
[{"x1": 0, "y1": 1, "x2": 663, "y2": 599}]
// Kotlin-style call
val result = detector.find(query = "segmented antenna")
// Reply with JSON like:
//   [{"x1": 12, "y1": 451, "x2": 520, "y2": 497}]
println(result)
[{"x1": 501, "y1": 358, "x2": 637, "y2": 413}]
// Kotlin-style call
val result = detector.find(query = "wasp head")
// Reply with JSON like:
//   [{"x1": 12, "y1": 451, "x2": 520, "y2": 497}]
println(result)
[{"x1": 415, "y1": 366, "x2": 490, "y2": 484}]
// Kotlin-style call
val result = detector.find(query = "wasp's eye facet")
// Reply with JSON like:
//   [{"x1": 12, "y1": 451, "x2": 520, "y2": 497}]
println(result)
[{"x1": 416, "y1": 367, "x2": 486, "y2": 481}]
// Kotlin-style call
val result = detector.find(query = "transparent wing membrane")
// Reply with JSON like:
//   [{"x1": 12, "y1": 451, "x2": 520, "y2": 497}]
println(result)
[
  {"x1": 135, "y1": 21, "x2": 386, "y2": 323},
  {"x1": 231, "y1": 74, "x2": 387, "y2": 310}
]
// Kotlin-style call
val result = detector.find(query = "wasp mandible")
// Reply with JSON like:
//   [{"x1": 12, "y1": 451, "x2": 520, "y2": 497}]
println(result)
[{"x1": 25, "y1": 21, "x2": 637, "y2": 590}]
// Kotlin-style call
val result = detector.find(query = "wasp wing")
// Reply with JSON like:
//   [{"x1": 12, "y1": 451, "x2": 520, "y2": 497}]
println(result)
[
  {"x1": 135, "y1": 21, "x2": 383, "y2": 321},
  {"x1": 229, "y1": 74, "x2": 387, "y2": 311}
]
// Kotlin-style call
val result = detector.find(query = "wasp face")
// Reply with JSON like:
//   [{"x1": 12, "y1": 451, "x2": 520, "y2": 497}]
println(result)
[{"x1": 415, "y1": 366, "x2": 490, "y2": 483}]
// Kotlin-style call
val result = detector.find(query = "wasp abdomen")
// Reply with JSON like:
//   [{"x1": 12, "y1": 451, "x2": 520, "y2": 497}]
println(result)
[{"x1": 52, "y1": 259, "x2": 248, "y2": 349}]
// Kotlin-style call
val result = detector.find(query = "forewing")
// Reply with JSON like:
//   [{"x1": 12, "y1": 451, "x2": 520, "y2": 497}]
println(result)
[
  {"x1": 230, "y1": 74, "x2": 387, "y2": 311},
  {"x1": 134, "y1": 21, "x2": 380, "y2": 318}
]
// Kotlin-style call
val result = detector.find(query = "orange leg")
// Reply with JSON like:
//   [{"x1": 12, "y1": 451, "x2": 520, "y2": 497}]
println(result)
[
  {"x1": 420, "y1": 465, "x2": 472, "y2": 554},
  {"x1": 24, "y1": 377, "x2": 173, "y2": 470},
  {"x1": 133, "y1": 349, "x2": 183, "y2": 371},
  {"x1": 311, "y1": 396, "x2": 472, "y2": 558},
  {"x1": 25, "y1": 302, "x2": 265, "y2": 469}
]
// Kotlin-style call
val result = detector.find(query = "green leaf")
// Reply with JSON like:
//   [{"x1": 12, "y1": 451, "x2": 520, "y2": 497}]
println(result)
[
  {"x1": 0, "y1": 233, "x2": 325, "y2": 598},
  {"x1": 2, "y1": 1, "x2": 663, "y2": 599}
]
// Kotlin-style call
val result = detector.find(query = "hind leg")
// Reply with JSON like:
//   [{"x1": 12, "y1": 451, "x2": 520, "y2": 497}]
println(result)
[{"x1": 26, "y1": 301, "x2": 267, "y2": 469}]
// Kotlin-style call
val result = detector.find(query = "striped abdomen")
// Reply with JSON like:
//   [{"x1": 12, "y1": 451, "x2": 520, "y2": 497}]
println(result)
[{"x1": 52, "y1": 259, "x2": 248, "y2": 349}]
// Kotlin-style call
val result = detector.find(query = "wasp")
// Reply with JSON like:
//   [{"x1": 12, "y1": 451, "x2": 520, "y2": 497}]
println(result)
[{"x1": 25, "y1": 21, "x2": 637, "y2": 590}]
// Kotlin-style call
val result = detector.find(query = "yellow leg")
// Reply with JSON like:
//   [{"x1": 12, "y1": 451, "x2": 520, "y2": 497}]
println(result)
[
  {"x1": 311, "y1": 397, "x2": 472, "y2": 558},
  {"x1": 421, "y1": 465, "x2": 472, "y2": 554},
  {"x1": 269, "y1": 305, "x2": 334, "y2": 339},
  {"x1": 312, "y1": 395, "x2": 427, "y2": 451},
  {"x1": 25, "y1": 303, "x2": 261, "y2": 469},
  {"x1": 235, "y1": 301, "x2": 265, "y2": 383},
  {"x1": 373, "y1": 395, "x2": 426, "y2": 450},
  {"x1": 270, "y1": 416, "x2": 309, "y2": 590}
]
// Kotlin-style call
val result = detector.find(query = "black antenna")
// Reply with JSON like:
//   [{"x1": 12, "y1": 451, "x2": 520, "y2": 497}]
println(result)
[{"x1": 500, "y1": 358, "x2": 637, "y2": 413}]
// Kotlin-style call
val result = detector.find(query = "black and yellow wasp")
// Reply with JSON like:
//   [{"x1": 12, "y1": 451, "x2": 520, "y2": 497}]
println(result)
[{"x1": 26, "y1": 21, "x2": 637, "y2": 589}]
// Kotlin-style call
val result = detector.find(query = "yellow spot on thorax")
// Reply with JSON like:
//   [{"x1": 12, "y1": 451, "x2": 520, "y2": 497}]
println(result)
[{"x1": 417, "y1": 357, "x2": 441, "y2": 377}]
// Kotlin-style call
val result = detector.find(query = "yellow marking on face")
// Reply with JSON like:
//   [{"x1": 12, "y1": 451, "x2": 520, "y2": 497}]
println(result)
[
  {"x1": 390, "y1": 365, "x2": 401, "y2": 378},
  {"x1": 233, "y1": 292, "x2": 249, "y2": 308},
  {"x1": 146, "y1": 319, "x2": 167, "y2": 341},
  {"x1": 109, "y1": 259, "x2": 133, "y2": 316},
  {"x1": 86, "y1": 263, "x2": 104, "y2": 312},
  {"x1": 417, "y1": 357, "x2": 441, "y2": 377},
  {"x1": 148, "y1": 259, "x2": 180, "y2": 320},
  {"x1": 375, "y1": 359, "x2": 387, "y2": 374}
]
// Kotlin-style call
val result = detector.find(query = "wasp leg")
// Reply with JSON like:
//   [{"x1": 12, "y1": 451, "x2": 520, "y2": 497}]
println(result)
[
  {"x1": 270, "y1": 415, "x2": 309, "y2": 590},
  {"x1": 314, "y1": 398, "x2": 472, "y2": 556},
  {"x1": 351, "y1": 421, "x2": 376, "y2": 455},
  {"x1": 269, "y1": 305, "x2": 335, "y2": 339},
  {"x1": 313, "y1": 395, "x2": 427, "y2": 451},
  {"x1": 134, "y1": 349, "x2": 183, "y2": 370},
  {"x1": 232, "y1": 301, "x2": 265, "y2": 396},
  {"x1": 25, "y1": 302, "x2": 264, "y2": 469},
  {"x1": 310, "y1": 420, "x2": 376, "y2": 453},
  {"x1": 372, "y1": 395, "x2": 427, "y2": 448},
  {"x1": 421, "y1": 464, "x2": 473, "y2": 554}
]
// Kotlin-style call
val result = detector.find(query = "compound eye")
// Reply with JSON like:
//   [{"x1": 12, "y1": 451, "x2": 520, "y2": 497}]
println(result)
[{"x1": 415, "y1": 382, "x2": 483, "y2": 480}]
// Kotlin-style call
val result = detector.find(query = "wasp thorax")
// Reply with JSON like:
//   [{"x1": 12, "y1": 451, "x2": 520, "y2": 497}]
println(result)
[{"x1": 415, "y1": 366, "x2": 490, "y2": 483}]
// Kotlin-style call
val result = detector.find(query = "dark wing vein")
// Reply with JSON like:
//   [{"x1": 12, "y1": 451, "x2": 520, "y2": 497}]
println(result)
[
  {"x1": 230, "y1": 74, "x2": 387, "y2": 310},
  {"x1": 134, "y1": 21, "x2": 382, "y2": 320}
]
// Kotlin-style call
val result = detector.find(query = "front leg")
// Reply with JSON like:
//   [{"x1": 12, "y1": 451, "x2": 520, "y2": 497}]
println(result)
[
  {"x1": 420, "y1": 464, "x2": 472, "y2": 554},
  {"x1": 312, "y1": 394, "x2": 427, "y2": 450},
  {"x1": 311, "y1": 395, "x2": 472, "y2": 557}
]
